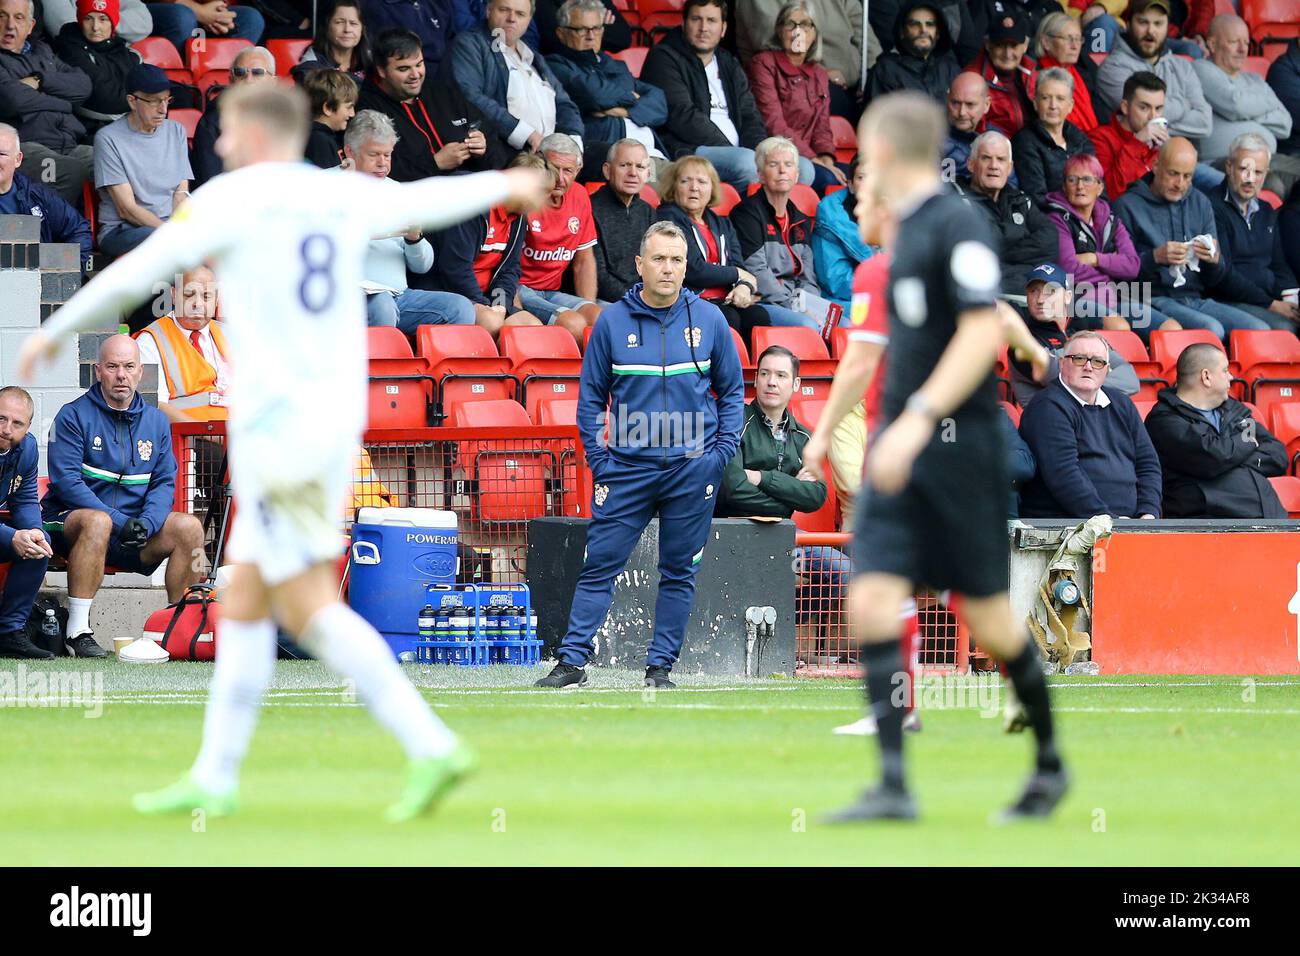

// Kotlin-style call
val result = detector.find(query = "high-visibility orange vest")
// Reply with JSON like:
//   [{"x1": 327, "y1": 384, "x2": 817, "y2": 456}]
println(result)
[
  {"x1": 350, "y1": 448, "x2": 396, "y2": 512},
  {"x1": 135, "y1": 316, "x2": 231, "y2": 421}
]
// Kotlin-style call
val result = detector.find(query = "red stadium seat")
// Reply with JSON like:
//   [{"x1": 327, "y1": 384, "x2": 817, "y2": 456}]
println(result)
[
  {"x1": 1261, "y1": 188, "x2": 1283, "y2": 210},
  {"x1": 451, "y1": 401, "x2": 552, "y2": 523},
  {"x1": 1269, "y1": 402, "x2": 1300, "y2": 473},
  {"x1": 133, "y1": 37, "x2": 194, "y2": 85},
  {"x1": 994, "y1": 342, "x2": 1013, "y2": 403},
  {"x1": 187, "y1": 37, "x2": 253, "y2": 76},
  {"x1": 366, "y1": 328, "x2": 432, "y2": 426},
  {"x1": 614, "y1": 0, "x2": 640, "y2": 29},
  {"x1": 82, "y1": 180, "x2": 97, "y2": 242},
  {"x1": 830, "y1": 326, "x2": 850, "y2": 359},
  {"x1": 830, "y1": 115, "x2": 857, "y2": 164},
  {"x1": 790, "y1": 183, "x2": 820, "y2": 217},
  {"x1": 1244, "y1": 401, "x2": 1267, "y2": 423},
  {"x1": 609, "y1": 46, "x2": 649, "y2": 78},
  {"x1": 637, "y1": 0, "x2": 683, "y2": 34},
  {"x1": 537, "y1": 397, "x2": 578, "y2": 426},
  {"x1": 1149, "y1": 329, "x2": 1226, "y2": 379},
  {"x1": 195, "y1": 70, "x2": 229, "y2": 103},
  {"x1": 1243, "y1": 56, "x2": 1272, "y2": 78},
  {"x1": 751, "y1": 326, "x2": 836, "y2": 400},
  {"x1": 417, "y1": 324, "x2": 517, "y2": 424},
  {"x1": 1268, "y1": 475, "x2": 1300, "y2": 518},
  {"x1": 1242, "y1": 0, "x2": 1300, "y2": 50},
  {"x1": 1000, "y1": 401, "x2": 1022, "y2": 427},
  {"x1": 729, "y1": 326, "x2": 753, "y2": 368},
  {"x1": 1089, "y1": 51, "x2": 1107, "y2": 65},
  {"x1": 585, "y1": 181, "x2": 603, "y2": 195},
  {"x1": 795, "y1": 399, "x2": 826, "y2": 430},
  {"x1": 792, "y1": 460, "x2": 838, "y2": 532},
  {"x1": 640, "y1": 183, "x2": 661, "y2": 207},
  {"x1": 1098, "y1": 328, "x2": 1169, "y2": 400},
  {"x1": 499, "y1": 326, "x2": 583, "y2": 422},
  {"x1": 711, "y1": 182, "x2": 741, "y2": 215},
  {"x1": 1229, "y1": 329, "x2": 1300, "y2": 419},
  {"x1": 266, "y1": 38, "x2": 311, "y2": 76},
  {"x1": 169, "y1": 108, "x2": 202, "y2": 146},
  {"x1": 1134, "y1": 400, "x2": 1156, "y2": 420}
]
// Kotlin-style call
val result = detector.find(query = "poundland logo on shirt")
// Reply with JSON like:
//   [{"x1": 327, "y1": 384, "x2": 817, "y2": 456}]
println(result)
[
  {"x1": 523, "y1": 247, "x2": 578, "y2": 262},
  {"x1": 50, "y1": 886, "x2": 151, "y2": 936}
]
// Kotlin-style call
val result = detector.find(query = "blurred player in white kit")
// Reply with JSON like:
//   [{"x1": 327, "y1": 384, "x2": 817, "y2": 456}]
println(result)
[{"x1": 18, "y1": 83, "x2": 549, "y2": 823}]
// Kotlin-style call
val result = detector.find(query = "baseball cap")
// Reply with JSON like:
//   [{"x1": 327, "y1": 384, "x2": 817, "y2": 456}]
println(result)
[
  {"x1": 1126, "y1": 0, "x2": 1171, "y2": 17},
  {"x1": 127, "y1": 64, "x2": 171, "y2": 96},
  {"x1": 1026, "y1": 263, "x2": 1067, "y2": 289},
  {"x1": 987, "y1": 10, "x2": 1030, "y2": 44}
]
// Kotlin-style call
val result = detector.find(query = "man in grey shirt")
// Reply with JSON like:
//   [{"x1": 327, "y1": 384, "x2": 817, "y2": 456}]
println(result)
[{"x1": 93, "y1": 63, "x2": 191, "y2": 257}]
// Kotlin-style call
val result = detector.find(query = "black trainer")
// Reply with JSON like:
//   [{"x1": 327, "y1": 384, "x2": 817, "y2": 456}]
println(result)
[
  {"x1": 996, "y1": 768, "x2": 1069, "y2": 824},
  {"x1": 821, "y1": 786, "x2": 918, "y2": 824},
  {"x1": 65, "y1": 633, "x2": 107, "y2": 658},
  {"x1": 534, "y1": 662, "x2": 588, "y2": 688},
  {"x1": 644, "y1": 666, "x2": 676, "y2": 689},
  {"x1": 0, "y1": 630, "x2": 54, "y2": 659}
]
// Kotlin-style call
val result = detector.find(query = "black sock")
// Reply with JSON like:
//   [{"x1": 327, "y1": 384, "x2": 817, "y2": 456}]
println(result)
[
  {"x1": 1004, "y1": 640, "x2": 1062, "y2": 774},
  {"x1": 861, "y1": 640, "x2": 908, "y2": 792}
]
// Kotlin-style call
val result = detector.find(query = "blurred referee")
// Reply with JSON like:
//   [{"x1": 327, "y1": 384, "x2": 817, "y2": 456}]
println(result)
[{"x1": 822, "y1": 93, "x2": 1067, "y2": 824}]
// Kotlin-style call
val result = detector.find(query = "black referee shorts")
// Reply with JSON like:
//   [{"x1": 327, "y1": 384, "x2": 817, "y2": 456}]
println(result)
[{"x1": 852, "y1": 415, "x2": 1010, "y2": 597}]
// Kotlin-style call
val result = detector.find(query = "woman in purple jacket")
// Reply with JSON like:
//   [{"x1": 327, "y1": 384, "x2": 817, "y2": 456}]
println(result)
[{"x1": 1043, "y1": 152, "x2": 1178, "y2": 339}]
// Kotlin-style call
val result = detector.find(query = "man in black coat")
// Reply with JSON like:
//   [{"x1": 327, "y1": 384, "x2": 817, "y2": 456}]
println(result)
[
  {"x1": 954, "y1": 128, "x2": 1057, "y2": 293},
  {"x1": 354, "y1": 28, "x2": 511, "y2": 185},
  {"x1": 640, "y1": 0, "x2": 766, "y2": 189},
  {"x1": 867, "y1": 0, "x2": 960, "y2": 105},
  {"x1": 1145, "y1": 343, "x2": 1288, "y2": 518}
]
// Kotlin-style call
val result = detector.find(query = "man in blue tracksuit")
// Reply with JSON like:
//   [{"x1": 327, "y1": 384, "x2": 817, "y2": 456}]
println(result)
[
  {"x1": 41, "y1": 334, "x2": 205, "y2": 657},
  {"x1": 0, "y1": 387, "x2": 55, "y2": 658},
  {"x1": 536, "y1": 220, "x2": 744, "y2": 689}
]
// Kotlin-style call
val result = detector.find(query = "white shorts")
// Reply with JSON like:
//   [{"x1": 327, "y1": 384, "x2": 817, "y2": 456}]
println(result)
[{"x1": 225, "y1": 438, "x2": 352, "y2": 587}]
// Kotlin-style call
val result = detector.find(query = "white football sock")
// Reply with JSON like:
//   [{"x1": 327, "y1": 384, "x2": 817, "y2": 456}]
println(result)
[
  {"x1": 299, "y1": 602, "x2": 455, "y2": 759},
  {"x1": 190, "y1": 617, "x2": 277, "y2": 793},
  {"x1": 67, "y1": 597, "x2": 92, "y2": 638}
]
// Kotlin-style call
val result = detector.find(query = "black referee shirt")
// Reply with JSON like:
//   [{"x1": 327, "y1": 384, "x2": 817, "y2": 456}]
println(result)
[{"x1": 883, "y1": 190, "x2": 1003, "y2": 422}]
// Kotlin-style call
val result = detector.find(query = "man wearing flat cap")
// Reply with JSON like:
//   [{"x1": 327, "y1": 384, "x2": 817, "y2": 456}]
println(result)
[{"x1": 92, "y1": 62, "x2": 193, "y2": 257}]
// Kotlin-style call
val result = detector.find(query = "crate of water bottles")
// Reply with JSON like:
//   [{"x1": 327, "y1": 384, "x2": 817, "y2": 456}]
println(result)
[{"x1": 413, "y1": 583, "x2": 541, "y2": 667}]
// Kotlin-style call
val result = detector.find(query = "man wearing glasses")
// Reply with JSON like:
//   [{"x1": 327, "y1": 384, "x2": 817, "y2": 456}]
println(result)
[
  {"x1": 1018, "y1": 328, "x2": 1162, "y2": 520},
  {"x1": 547, "y1": 0, "x2": 666, "y2": 166},
  {"x1": 92, "y1": 63, "x2": 191, "y2": 257},
  {"x1": 189, "y1": 47, "x2": 276, "y2": 188}
]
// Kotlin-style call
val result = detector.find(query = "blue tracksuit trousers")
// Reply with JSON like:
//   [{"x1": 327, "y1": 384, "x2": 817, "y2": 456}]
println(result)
[
  {"x1": 557, "y1": 452, "x2": 724, "y2": 670},
  {"x1": 0, "y1": 532, "x2": 51, "y2": 634}
]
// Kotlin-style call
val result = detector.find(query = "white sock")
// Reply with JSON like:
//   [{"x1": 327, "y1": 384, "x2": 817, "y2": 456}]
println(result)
[
  {"x1": 190, "y1": 617, "x2": 277, "y2": 793},
  {"x1": 299, "y1": 602, "x2": 455, "y2": 759},
  {"x1": 67, "y1": 597, "x2": 92, "y2": 638}
]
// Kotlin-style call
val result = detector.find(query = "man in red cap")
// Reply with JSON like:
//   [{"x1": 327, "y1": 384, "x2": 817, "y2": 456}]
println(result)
[{"x1": 53, "y1": 0, "x2": 140, "y2": 128}]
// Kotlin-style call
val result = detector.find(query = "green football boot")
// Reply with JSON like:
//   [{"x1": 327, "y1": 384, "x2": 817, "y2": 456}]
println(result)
[{"x1": 384, "y1": 742, "x2": 478, "y2": 824}]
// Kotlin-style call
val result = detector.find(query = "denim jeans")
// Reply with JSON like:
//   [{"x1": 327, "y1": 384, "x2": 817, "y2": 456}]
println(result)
[
  {"x1": 762, "y1": 302, "x2": 823, "y2": 332},
  {"x1": 696, "y1": 146, "x2": 759, "y2": 190},
  {"x1": 794, "y1": 545, "x2": 852, "y2": 624},
  {"x1": 1228, "y1": 301, "x2": 1297, "y2": 332},
  {"x1": 517, "y1": 286, "x2": 600, "y2": 324},
  {"x1": 146, "y1": 3, "x2": 267, "y2": 56},
  {"x1": 99, "y1": 224, "x2": 156, "y2": 257},
  {"x1": 366, "y1": 290, "x2": 475, "y2": 334},
  {"x1": 1152, "y1": 295, "x2": 1271, "y2": 341}
]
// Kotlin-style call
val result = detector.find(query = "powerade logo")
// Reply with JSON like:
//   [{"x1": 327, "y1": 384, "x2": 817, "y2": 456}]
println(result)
[{"x1": 406, "y1": 533, "x2": 457, "y2": 545}]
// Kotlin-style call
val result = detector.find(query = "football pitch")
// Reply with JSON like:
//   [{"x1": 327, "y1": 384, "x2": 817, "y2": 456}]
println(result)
[{"x1": 2, "y1": 663, "x2": 1297, "y2": 866}]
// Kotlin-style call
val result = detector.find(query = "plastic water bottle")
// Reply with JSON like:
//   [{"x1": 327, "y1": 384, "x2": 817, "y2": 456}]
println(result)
[
  {"x1": 527, "y1": 606, "x2": 538, "y2": 642},
  {"x1": 502, "y1": 606, "x2": 520, "y2": 642},
  {"x1": 41, "y1": 609, "x2": 60, "y2": 647},
  {"x1": 417, "y1": 604, "x2": 435, "y2": 641}
]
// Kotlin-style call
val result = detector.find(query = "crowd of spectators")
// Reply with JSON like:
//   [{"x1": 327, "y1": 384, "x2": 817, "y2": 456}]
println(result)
[{"x1": 4, "y1": 2, "x2": 1300, "y2": 660}]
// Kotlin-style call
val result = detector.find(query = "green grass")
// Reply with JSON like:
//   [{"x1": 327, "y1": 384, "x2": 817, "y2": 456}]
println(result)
[{"x1": 2, "y1": 662, "x2": 1297, "y2": 866}]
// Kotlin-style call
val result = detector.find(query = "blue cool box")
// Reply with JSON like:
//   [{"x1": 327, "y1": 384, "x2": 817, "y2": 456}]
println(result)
[{"x1": 347, "y1": 507, "x2": 458, "y2": 658}]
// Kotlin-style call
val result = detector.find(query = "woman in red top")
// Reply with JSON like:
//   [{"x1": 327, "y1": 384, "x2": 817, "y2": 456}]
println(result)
[
  {"x1": 1033, "y1": 11, "x2": 1099, "y2": 133},
  {"x1": 745, "y1": 1, "x2": 846, "y2": 195}
]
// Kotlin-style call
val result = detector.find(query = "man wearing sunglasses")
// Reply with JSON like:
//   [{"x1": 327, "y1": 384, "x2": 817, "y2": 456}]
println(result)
[
  {"x1": 190, "y1": 46, "x2": 276, "y2": 188},
  {"x1": 1018, "y1": 327, "x2": 1162, "y2": 519},
  {"x1": 92, "y1": 63, "x2": 191, "y2": 256}
]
